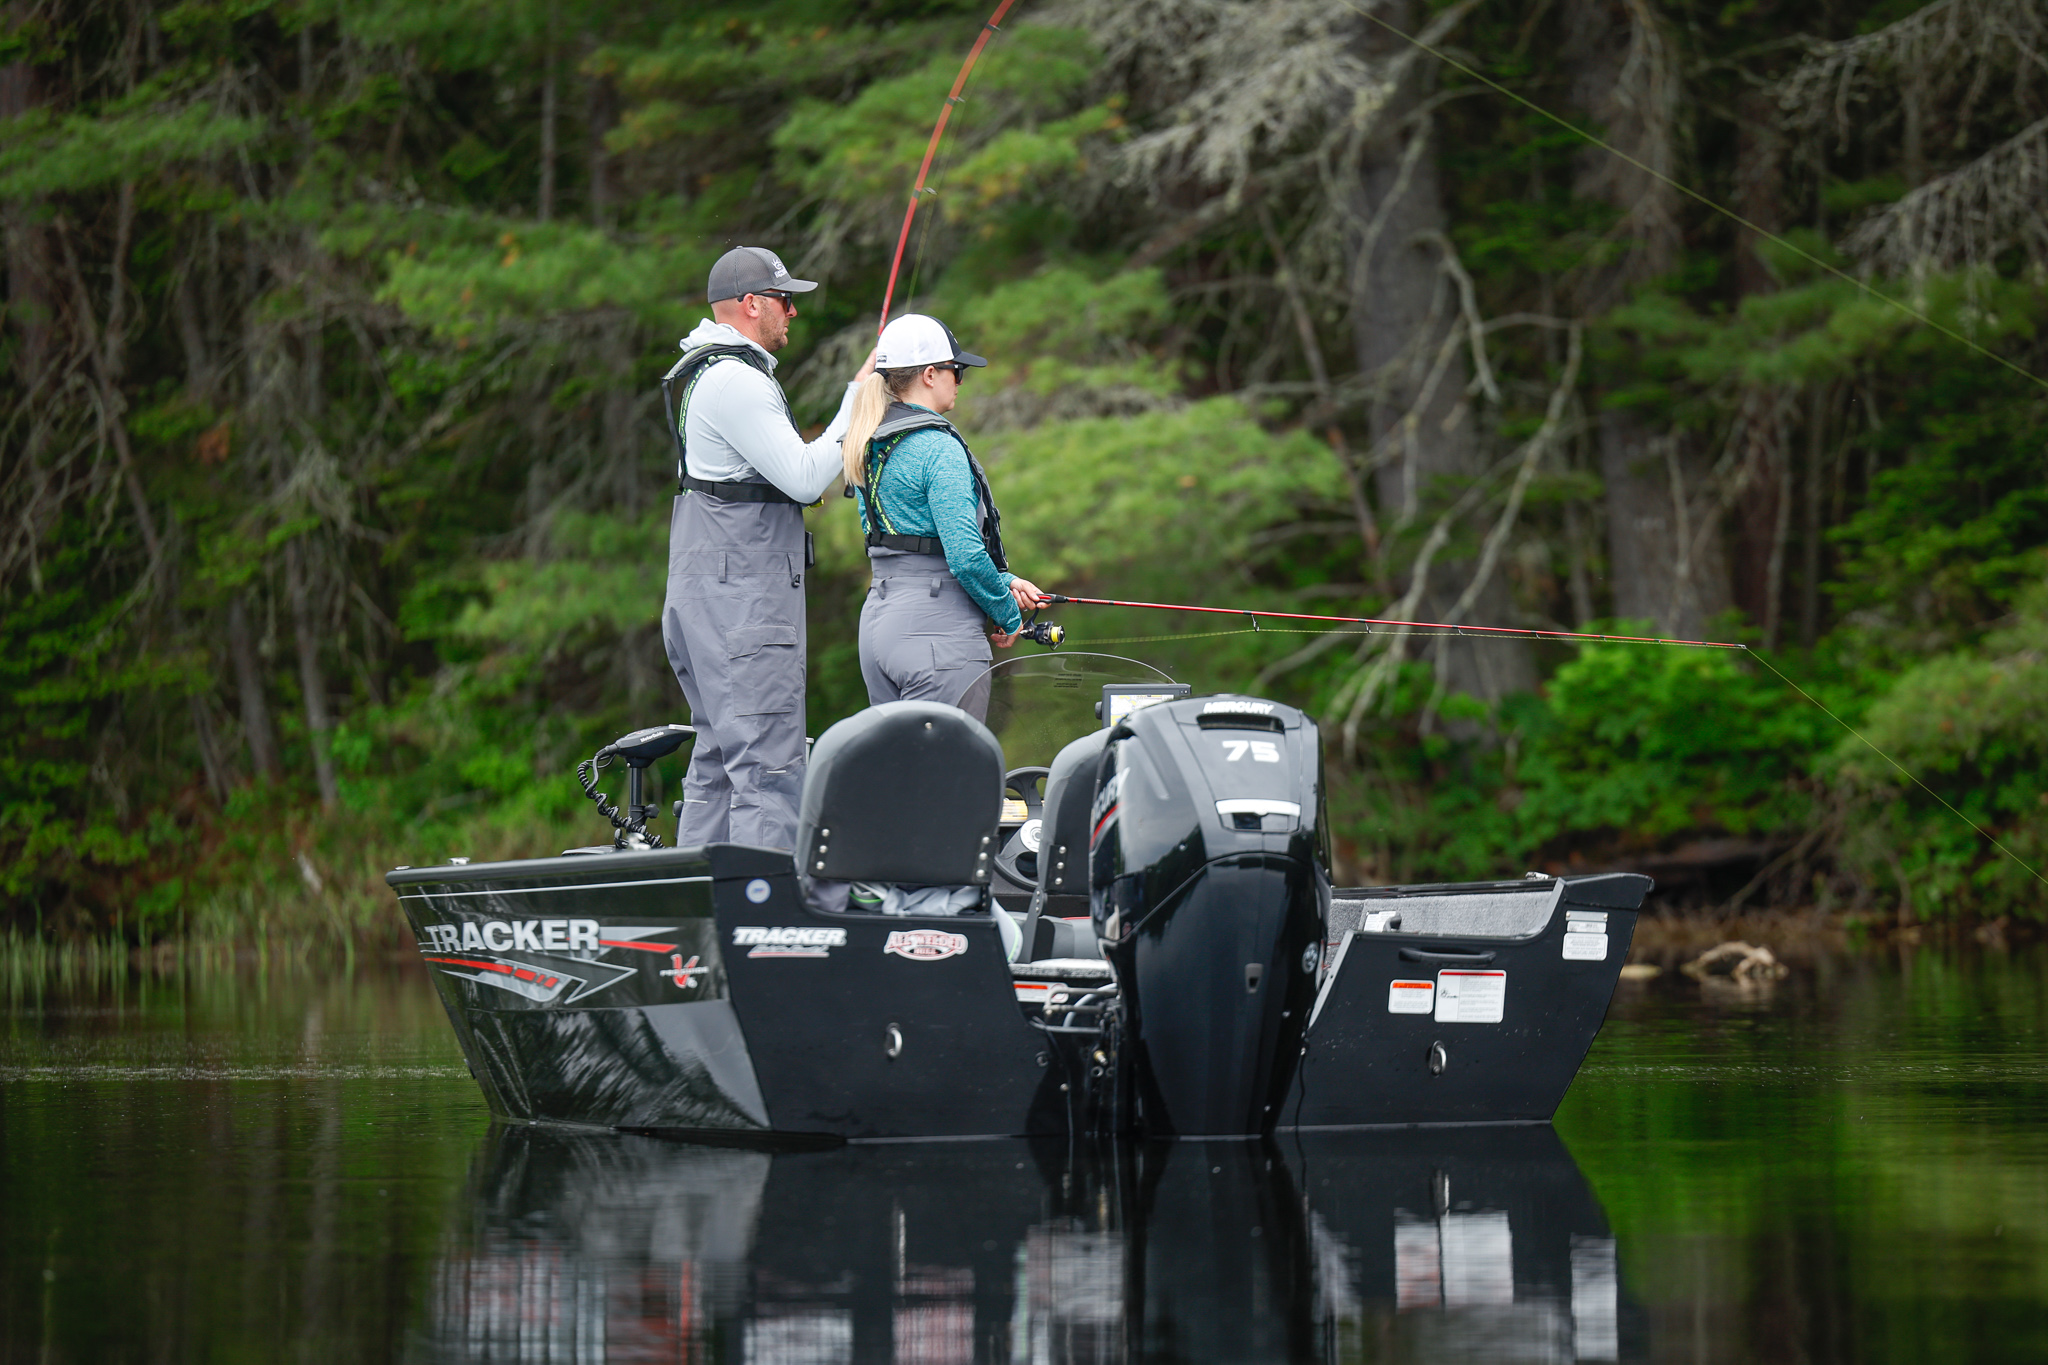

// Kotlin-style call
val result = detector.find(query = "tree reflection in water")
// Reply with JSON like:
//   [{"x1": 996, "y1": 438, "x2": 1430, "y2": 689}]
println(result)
[{"x1": 414, "y1": 1126, "x2": 1638, "y2": 1363}]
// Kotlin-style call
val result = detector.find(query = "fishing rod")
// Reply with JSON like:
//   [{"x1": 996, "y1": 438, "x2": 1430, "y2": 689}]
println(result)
[
  {"x1": 1033, "y1": 592, "x2": 2047, "y2": 888},
  {"x1": 1038, "y1": 594, "x2": 1745, "y2": 650},
  {"x1": 876, "y1": 0, "x2": 1022, "y2": 333}
]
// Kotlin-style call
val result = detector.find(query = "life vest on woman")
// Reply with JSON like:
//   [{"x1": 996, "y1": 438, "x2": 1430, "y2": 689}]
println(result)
[{"x1": 855, "y1": 403, "x2": 1008, "y2": 571}]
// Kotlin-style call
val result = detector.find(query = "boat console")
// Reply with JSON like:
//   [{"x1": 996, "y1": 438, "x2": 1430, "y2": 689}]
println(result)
[{"x1": 389, "y1": 655, "x2": 1648, "y2": 1142}]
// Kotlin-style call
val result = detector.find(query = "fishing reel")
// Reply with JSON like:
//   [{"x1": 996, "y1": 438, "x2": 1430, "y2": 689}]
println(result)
[{"x1": 1021, "y1": 607, "x2": 1064, "y2": 649}]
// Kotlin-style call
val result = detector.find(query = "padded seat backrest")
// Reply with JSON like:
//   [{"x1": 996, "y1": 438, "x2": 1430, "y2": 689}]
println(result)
[
  {"x1": 797, "y1": 701, "x2": 1006, "y2": 885},
  {"x1": 1036, "y1": 729, "x2": 1109, "y2": 895}
]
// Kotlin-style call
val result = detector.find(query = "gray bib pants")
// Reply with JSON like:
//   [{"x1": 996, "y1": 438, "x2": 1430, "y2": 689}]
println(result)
[
  {"x1": 661, "y1": 491, "x2": 807, "y2": 848},
  {"x1": 858, "y1": 550, "x2": 996, "y2": 723}
]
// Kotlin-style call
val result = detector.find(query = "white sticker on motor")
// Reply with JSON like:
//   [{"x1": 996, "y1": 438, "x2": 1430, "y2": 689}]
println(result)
[
  {"x1": 1562, "y1": 932, "x2": 1609, "y2": 961},
  {"x1": 1387, "y1": 979, "x2": 1436, "y2": 1014},
  {"x1": 1435, "y1": 969, "x2": 1506, "y2": 1024}
]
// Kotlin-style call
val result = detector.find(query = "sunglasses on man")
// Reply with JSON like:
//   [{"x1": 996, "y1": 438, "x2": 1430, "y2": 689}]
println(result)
[{"x1": 751, "y1": 290, "x2": 797, "y2": 312}]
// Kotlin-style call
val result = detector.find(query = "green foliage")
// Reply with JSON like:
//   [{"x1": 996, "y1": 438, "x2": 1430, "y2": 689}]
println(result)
[
  {"x1": 0, "y1": 538, "x2": 187, "y2": 907},
  {"x1": 10, "y1": 0, "x2": 2048, "y2": 939},
  {"x1": 1332, "y1": 639, "x2": 1836, "y2": 884},
  {"x1": 989, "y1": 399, "x2": 1345, "y2": 590},
  {"x1": 1837, "y1": 571, "x2": 2048, "y2": 918},
  {"x1": 1511, "y1": 641, "x2": 1832, "y2": 845}
]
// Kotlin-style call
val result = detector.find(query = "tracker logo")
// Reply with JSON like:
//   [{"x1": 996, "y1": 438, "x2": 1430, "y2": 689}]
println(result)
[
  {"x1": 734, "y1": 925, "x2": 846, "y2": 959},
  {"x1": 420, "y1": 919, "x2": 600, "y2": 954},
  {"x1": 883, "y1": 929, "x2": 968, "y2": 962}
]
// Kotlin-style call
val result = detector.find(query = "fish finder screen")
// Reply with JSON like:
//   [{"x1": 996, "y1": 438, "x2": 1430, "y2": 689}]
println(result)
[{"x1": 1102, "y1": 684, "x2": 1191, "y2": 728}]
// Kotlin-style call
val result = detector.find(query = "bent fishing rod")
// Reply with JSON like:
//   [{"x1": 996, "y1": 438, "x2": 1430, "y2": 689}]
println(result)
[{"x1": 1035, "y1": 594, "x2": 1745, "y2": 650}]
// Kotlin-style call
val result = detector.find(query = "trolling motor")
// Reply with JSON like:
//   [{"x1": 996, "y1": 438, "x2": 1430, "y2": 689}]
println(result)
[{"x1": 574, "y1": 724, "x2": 695, "y2": 850}]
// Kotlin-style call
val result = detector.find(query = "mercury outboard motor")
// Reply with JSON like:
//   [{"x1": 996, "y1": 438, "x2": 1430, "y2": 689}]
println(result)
[{"x1": 1090, "y1": 696, "x2": 1329, "y2": 1136}]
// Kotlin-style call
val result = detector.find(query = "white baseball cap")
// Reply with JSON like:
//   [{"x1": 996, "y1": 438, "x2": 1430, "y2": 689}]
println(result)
[{"x1": 875, "y1": 314, "x2": 987, "y2": 370}]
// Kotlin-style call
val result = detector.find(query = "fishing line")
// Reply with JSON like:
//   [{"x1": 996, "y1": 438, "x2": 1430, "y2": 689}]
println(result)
[
  {"x1": 878, "y1": 0, "x2": 1021, "y2": 332},
  {"x1": 1044, "y1": 594, "x2": 1745, "y2": 649},
  {"x1": 1051, "y1": 599, "x2": 2048, "y2": 888},
  {"x1": 1341, "y1": 1, "x2": 2048, "y2": 397},
  {"x1": 1743, "y1": 647, "x2": 2048, "y2": 889}
]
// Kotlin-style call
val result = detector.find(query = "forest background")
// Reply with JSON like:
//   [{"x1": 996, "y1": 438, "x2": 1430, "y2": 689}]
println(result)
[{"x1": 3, "y1": 0, "x2": 2045, "y2": 947}]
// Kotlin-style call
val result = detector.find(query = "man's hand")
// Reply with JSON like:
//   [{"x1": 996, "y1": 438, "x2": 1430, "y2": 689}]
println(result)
[
  {"x1": 1008, "y1": 577, "x2": 1048, "y2": 612},
  {"x1": 855, "y1": 347, "x2": 878, "y2": 384},
  {"x1": 990, "y1": 629, "x2": 1019, "y2": 649}
]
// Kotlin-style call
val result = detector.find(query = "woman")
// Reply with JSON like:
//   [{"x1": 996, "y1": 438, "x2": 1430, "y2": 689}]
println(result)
[{"x1": 842, "y1": 313, "x2": 1047, "y2": 722}]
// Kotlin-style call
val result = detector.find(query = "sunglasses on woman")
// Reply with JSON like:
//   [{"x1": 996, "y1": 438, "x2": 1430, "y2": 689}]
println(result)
[{"x1": 935, "y1": 362, "x2": 970, "y2": 383}]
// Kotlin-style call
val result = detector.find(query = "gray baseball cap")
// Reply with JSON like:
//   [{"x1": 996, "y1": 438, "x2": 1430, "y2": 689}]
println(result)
[{"x1": 706, "y1": 246, "x2": 818, "y2": 303}]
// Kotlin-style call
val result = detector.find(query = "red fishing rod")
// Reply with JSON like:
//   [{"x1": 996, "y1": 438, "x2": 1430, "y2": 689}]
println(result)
[
  {"x1": 1038, "y1": 594, "x2": 1745, "y2": 650},
  {"x1": 877, "y1": 0, "x2": 1022, "y2": 333}
]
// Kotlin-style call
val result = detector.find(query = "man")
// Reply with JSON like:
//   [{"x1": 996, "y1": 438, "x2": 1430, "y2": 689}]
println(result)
[{"x1": 661, "y1": 245, "x2": 873, "y2": 849}]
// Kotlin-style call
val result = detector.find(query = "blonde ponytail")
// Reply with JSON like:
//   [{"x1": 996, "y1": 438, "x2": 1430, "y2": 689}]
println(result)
[{"x1": 840, "y1": 368, "x2": 920, "y2": 487}]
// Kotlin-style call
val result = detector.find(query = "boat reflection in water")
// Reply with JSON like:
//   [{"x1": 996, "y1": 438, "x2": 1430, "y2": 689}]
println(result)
[{"x1": 416, "y1": 1127, "x2": 1639, "y2": 1363}]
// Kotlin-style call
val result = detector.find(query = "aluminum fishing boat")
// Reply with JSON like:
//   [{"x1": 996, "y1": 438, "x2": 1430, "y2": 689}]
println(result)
[{"x1": 389, "y1": 655, "x2": 1648, "y2": 1141}]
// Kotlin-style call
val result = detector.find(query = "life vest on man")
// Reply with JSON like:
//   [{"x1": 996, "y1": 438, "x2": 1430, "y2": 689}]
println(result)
[
  {"x1": 659, "y1": 342, "x2": 803, "y2": 503},
  {"x1": 854, "y1": 403, "x2": 1008, "y2": 571}
]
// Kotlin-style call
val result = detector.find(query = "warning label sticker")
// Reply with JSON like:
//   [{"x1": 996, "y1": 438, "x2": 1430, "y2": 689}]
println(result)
[
  {"x1": 1387, "y1": 979, "x2": 1435, "y2": 1014},
  {"x1": 1562, "y1": 932, "x2": 1609, "y2": 961},
  {"x1": 1435, "y1": 969, "x2": 1506, "y2": 1024}
]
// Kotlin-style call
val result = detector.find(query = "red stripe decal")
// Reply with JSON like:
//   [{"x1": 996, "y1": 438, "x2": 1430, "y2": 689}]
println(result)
[
  {"x1": 600, "y1": 939, "x2": 678, "y2": 954},
  {"x1": 1091, "y1": 804, "x2": 1118, "y2": 844},
  {"x1": 424, "y1": 956, "x2": 513, "y2": 975}
]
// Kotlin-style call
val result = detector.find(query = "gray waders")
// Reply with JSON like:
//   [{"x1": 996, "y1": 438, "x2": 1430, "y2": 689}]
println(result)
[
  {"x1": 662, "y1": 491, "x2": 807, "y2": 848},
  {"x1": 858, "y1": 550, "x2": 996, "y2": 722}
]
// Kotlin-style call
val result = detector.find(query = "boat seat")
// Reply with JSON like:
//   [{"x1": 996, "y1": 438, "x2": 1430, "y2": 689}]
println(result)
[
  {"x1": 1015, "y1": 730, "x2": 1110, "y2": 962},
  {"x1": 795, "y1": 701, "x2": 1006, "y2": 915}
]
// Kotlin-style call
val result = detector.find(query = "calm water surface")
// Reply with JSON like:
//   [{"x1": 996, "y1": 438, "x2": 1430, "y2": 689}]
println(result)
[{"x1": 3, "y1": 948, "x2": 2045, "y2": 1363}]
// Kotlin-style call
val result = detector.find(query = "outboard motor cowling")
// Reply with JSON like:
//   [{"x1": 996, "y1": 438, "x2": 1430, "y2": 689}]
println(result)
[{"x1": 1090, "y1": 696, "x2": 1329, "y2": 1136}]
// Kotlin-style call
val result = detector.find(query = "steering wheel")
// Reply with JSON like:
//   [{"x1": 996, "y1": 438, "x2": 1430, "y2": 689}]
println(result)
[{"x1": 992, "y1": 767, "x2": 1050, "y2": 892}]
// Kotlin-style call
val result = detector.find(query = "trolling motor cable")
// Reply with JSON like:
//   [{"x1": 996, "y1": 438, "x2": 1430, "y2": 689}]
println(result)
[
  {"x1": 576, "y1": 748, "x2": 664, "y2": 848},
  {"x1": 572, "y1": 725, "x2": 696, "y2": 850}
]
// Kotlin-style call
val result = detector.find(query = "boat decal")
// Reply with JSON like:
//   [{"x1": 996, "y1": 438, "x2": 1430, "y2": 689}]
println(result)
[
  {"x1": 1434, "y1": 969, "x2": 1507, "y2": 1024},
  {"x1": 1386, "y1": 979, "x2": 1435, "y2": 1014},
  {"x1": 734, "y1": 926, "x2": 846, "y2": 958},
  {"x1": 420, "y1": 919, "x2": 600, "y2": 954},
  {"x1": 423, "y1": 955, "x2": 573, "y2": 1004},
  {"x1": 589, "y1": 925, "x2": 681, "y2": 946},
  {"x1": 395, "y1": 874, "x2": 714, "y2": 900},
  {"x1": 661, "y1": 954, "x2": 710, "y2": 990},
  {"x1": 1089, "y1": 771, "x2": 1124, "y2": 851},
  {"x1": 883, "y1": 929, "x2": 968, "y2": 962}
]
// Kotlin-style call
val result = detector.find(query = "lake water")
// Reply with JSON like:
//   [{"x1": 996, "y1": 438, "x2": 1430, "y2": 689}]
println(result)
[{"x1": 3, "y1": 947, "x2": 2045, "y2": 1362}]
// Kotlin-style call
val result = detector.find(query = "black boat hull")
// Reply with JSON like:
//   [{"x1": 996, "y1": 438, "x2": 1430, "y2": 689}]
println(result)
[
  {"x1": 393, "y1": 844, "x2": 1062, "y2": 1139},
  {"x1": 392, "y1": 849, "x2": 1643, "y2": 1139}
]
